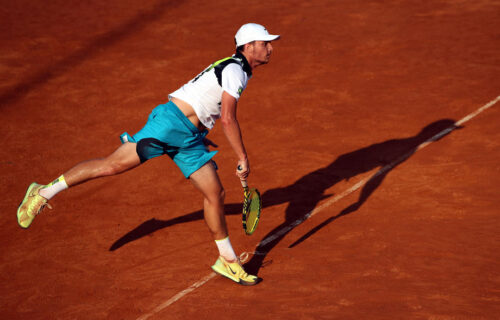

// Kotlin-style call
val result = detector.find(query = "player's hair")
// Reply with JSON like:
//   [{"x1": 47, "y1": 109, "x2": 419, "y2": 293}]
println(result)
[{"x1": 235, "y1": 41, "x2": 255, "y2": 53}]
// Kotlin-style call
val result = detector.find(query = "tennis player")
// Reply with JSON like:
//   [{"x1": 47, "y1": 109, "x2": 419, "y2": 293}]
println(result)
[{"x1": 17, "y1": 23, "x2": 279, "y2": 286}]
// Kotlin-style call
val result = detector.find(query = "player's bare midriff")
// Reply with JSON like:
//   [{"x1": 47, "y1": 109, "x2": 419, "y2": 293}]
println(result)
[{"x1": 170, "y1": 97, "x2": 207, "y2": 131}]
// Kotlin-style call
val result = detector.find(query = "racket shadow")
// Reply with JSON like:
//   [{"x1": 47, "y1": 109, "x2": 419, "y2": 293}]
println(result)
[
  {"x1": 109, "y1": 203, "x2": 242, "y2": 251},
  {"x1": 244, "y1": 119, "x2": 461, "y2": 275}
]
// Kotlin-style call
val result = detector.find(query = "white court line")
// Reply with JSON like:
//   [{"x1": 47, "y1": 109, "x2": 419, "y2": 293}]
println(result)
[
  {"x1": 136, "y1": 273, "x2": 216, "y2": 320},
  {"x1": 137, "y1": 95, "x2": 499, "y2": 320},
  {"x1": 258, "y1": 95, "x2": 500, "y2": 247}
]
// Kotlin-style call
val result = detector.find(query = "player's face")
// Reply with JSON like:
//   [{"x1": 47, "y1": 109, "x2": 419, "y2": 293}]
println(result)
[{"x1": 249, "y1": 41, "x2": 273, "y2": 65}]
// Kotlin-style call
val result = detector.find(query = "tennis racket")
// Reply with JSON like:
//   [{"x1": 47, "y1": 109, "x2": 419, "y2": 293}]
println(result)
[{"x1": 237, "y1": 166, "x2": 262, "y2": 235}]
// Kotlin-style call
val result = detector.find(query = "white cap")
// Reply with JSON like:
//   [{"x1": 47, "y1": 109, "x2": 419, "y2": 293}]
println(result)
[{"x1": 235, "y1": 23, "x2": 280, "y2": 47}]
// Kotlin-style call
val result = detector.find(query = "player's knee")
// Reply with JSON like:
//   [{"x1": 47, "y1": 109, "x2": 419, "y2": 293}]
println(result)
[
  {"x1": 207, "y1": 187, "x2": 225, "y2": 205},
  {"x1": 100, "y1": 160, "x2": 127, "y2": 176},
  {"x1": 99, "y1": 164, "x2": 116, "y2": 177}
]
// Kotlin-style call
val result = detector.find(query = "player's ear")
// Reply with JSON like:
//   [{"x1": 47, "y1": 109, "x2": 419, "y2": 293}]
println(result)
[{"x1": 244, "y1": 41, "x2": 255, "y2": 53}]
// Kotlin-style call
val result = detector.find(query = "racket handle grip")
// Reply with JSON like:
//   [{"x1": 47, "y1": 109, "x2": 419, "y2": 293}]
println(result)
[{"x1": 237, "y1": 165, "x2": 248, "y2": 188}]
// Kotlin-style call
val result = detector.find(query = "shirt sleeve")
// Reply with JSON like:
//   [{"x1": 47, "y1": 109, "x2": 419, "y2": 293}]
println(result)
[{"x1": 221, "y1": 63, "x2": 247, "y2": 100}]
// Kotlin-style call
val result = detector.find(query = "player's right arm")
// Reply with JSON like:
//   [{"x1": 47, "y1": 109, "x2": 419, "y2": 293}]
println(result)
[{"x1": 220, "y1": 91, "x2": 249, "y2": 180}]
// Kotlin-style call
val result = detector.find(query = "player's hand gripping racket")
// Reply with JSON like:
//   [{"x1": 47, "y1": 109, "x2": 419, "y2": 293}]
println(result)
[{"x1": 237, "y1": 165, "x2": 262, "y2": 235}]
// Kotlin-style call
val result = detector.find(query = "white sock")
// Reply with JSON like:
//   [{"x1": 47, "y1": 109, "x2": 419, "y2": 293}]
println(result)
[
  {"x1": 215, "y1": 237, "x2": 237, "y2": 261},
  {"x1": 39, "y1": 175, "x2": 68, "y2": 200}
]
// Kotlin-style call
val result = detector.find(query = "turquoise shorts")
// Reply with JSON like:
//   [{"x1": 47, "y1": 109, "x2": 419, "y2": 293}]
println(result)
[{"x1": 120, "y1": 101, "x2": 217, "y2": 178}]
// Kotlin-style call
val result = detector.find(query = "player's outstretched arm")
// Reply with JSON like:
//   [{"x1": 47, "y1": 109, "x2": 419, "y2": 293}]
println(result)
[{"x1": 220, "y1": 91, "x2": 249, "y2": 180}]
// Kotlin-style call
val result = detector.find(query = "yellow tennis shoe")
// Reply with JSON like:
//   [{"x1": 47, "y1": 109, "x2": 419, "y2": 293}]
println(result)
[
  {"x1": 211, "y1": 256, "x2": 260, "y2": 286},
  {"x1": 17, "y1": 182, "x2": 52, "y2": 228}
]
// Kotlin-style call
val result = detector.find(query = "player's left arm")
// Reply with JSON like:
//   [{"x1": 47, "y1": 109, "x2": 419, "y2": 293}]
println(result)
[{"x1": 220, "y1": 91, "x2": 249, "y2": 180}]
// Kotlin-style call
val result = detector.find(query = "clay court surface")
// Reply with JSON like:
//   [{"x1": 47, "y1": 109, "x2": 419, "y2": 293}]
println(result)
[{"x1": 1, "y1": 0, "x2": 500, "y2": 319}]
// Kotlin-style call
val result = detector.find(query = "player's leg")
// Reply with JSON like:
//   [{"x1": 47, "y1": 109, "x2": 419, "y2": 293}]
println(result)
[
  {"x1": 62, "y1": 142, "x2": 140, "y2": 188},
  {"x1": 189, "y1": 161, "x2": 229, "y2": 242},
  {"x1": 190, "y1": 161, "x2": 260, "y2": 285},
  {"x1": 17, "y1": 142, "x2": 140, "y2": 228}
]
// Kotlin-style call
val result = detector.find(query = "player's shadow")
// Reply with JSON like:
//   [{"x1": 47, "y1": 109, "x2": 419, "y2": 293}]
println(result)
[
  {"x1": 244, "y1": 119, "x2": 461, "y2": 274},
  {"x1": 110, "y1": 119, "x2": 460, "y2": 264}
]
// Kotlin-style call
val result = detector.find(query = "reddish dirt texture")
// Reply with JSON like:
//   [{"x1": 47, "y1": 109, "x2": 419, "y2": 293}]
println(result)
[{"x1": 1, "y1": 0, "x2": 500, "y2": 319}]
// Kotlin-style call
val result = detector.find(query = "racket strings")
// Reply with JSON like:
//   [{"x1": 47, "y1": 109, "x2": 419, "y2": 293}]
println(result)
[{"x1": 245, "y1": 191, "x2": 261, "y2": 233}]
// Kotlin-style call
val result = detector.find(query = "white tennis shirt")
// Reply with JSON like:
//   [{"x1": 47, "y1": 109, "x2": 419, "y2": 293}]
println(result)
[{"x1": 169, "y1": 52, "x2": 252, "y2": 129}]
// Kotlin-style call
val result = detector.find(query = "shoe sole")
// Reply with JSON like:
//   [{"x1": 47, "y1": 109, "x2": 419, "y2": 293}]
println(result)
[{"x1": 17, "y1": 182, "x2": 38, "y2": 229}]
